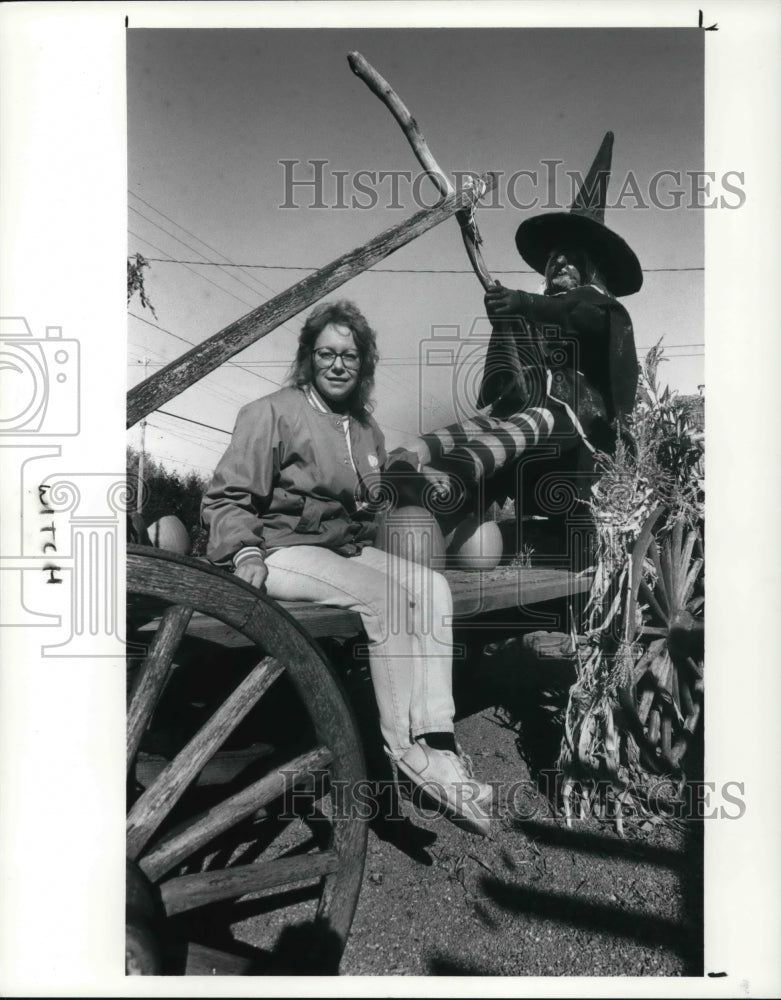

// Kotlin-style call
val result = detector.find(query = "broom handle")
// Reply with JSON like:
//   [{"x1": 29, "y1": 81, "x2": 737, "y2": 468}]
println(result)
[{"x1": 348, "y1": 51, "x2": 496, "y2": 291}]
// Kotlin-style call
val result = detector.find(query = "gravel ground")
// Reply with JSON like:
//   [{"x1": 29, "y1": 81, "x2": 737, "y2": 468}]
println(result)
[{"x1": 339, "y1": 707, "x2": 703, "y2": 978}]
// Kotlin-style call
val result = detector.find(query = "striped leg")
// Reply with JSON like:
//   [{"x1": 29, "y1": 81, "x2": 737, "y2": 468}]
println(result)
[{"x1": 421, "y1": 407, "x2": 558, "y2": 487}]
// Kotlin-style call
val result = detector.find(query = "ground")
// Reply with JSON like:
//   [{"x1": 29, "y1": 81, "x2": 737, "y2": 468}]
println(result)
[{"x1": 339, "y1": 707, "x2": 703, "y2": 978}]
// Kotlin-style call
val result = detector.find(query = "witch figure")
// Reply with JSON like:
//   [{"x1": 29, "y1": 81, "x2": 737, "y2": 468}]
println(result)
[{"x1": 387, "y1": 131, "x2": 643, "y2": 562}]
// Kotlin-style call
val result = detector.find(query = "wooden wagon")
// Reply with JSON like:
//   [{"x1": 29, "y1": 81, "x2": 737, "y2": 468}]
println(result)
[{"x1": 125, "y1": 54, "x2": 700, "y2": 975}]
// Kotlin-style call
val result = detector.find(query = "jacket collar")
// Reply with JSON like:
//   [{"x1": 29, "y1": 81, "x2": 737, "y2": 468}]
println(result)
[{"x1": 303, "y1": 383, "x2": 350, "y2": 419}]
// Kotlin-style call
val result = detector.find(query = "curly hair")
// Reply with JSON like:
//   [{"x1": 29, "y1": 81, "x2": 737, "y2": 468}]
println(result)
[{"x1": 288, "y1": 300, "x2": 380, "y2": 423}]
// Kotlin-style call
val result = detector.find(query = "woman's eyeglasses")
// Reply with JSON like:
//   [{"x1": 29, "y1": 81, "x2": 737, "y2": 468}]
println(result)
[{"x1": 312, "y1": 347, "x2": 361, "y2": 370}]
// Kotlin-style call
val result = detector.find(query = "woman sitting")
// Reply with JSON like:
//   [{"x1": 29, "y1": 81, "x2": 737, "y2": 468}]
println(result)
[{"x1": 201, "y1": 300, "x2": 493, "y2": 837}]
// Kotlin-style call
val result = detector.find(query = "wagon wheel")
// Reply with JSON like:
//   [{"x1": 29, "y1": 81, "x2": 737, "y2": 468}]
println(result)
[
  {"x1": 125, "y1": 545, "x2": 368, "y2": 975},
  {"x1": 626, "y1": 511, "x2": 704, "y2": 772}
]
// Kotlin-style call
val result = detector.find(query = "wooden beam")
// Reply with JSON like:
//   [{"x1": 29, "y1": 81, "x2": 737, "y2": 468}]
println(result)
[
  {"x1": 160, "y1": 851, "x2": 340, "y2": 915},
  {"x1": 127, "y1": 176, "x2": 495, "y2": 428}
]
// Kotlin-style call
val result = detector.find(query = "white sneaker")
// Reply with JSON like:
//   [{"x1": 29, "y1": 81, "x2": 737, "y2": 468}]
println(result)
[{"x1": 395, "y1": 739, "x2": 494, "y2": 837}]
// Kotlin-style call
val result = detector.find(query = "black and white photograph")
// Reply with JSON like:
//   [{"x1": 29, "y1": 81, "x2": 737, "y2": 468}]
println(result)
[{"x1": 1, "y1": 2, "x2": 780, "y2": 995}]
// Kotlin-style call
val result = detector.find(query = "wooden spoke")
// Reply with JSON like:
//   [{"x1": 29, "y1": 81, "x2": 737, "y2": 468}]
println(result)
[
  {"x1": 680, "y1": 558, "x2": 704, "y2": 608},
  {"x1": 139, "y1": 746, "x2": 333, "y2": 882},
  {"x1": 685, "y1": 655, "x2": 704, "y2": 679},
  {"x1": 160, "y1": 851, "x2": 340, "y2": 916},
  {"x1": 127, "y1": 656, "x2": 285, "y2": 860},
  {"x1": 127, "y1": 604, "x2": 193, "y2": 772},
  {"x1": 632, "y1": 638, "x2": 665, "y2": 682},
  {"x1": 670, "y1": 518, "x2": 684, "y2": 601},
  {"x1": 659, "y1": 537, "x2": 676, "y2": 613},
  {"x1": 679, "y1": 528, "x2": 698, "y2": 591},
  {"x1": 183, "y1": 943, "x2": 254, "y2": 976},
  {"x1": 679, "y1": 676, "x2": 695, "y2": 717},
  {"x1": 638, "y1": 579, "x2": 669, "y2": 627},
  {"x1": 627, "y1": 506, "x2": 665, "y2": 627},
  {"x1": 660, "y1": 715, "x2": 673, "y2": 760},
  {"x1": 135, "y1": 744, "x2": 274, "y2": 790},
  {"x1": 647, "y1": 540, "x2": 670, "y2": 616},
  {"x1": 687, "y1": 595, "x2": 705, "y2": 614}
]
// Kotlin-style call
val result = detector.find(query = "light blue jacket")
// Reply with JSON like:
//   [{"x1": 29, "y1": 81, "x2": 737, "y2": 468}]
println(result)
[{"x1": 202, "y1": 385, "x2": 387, "y2": 567}]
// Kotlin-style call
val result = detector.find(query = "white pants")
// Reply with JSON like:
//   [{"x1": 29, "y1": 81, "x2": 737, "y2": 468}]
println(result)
[{"x1": 263, "y1": 544, "x2": 455, "y2": 757}]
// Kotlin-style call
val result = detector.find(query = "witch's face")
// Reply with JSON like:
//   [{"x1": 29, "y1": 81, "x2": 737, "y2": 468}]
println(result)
[{"x1": 544, "y1": 250, "x2": 585, "y2": 293}]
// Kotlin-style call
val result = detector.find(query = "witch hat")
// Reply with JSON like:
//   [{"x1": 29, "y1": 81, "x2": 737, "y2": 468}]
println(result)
[{"x1": 514, "y1": 131, "x2": 642, "y2": 296}]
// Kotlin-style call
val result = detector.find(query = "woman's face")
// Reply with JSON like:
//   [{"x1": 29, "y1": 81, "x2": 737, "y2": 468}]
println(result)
[{"x1": 311, "y1": 323, "x2": 361, "y2": 407}]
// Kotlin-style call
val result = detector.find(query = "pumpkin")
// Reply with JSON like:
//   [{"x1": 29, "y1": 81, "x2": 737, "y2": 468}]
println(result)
[
  {"x1": 445, "y1": 516, "x2": 503, "y2": 570},
  {"x1": 147, "y1": 514, "x2": 191, "y2": 556}
]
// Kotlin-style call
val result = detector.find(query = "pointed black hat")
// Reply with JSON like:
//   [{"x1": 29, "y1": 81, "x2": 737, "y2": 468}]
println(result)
[{"x1": 514, "y1": 132, "x2": 643, "y2": 297}]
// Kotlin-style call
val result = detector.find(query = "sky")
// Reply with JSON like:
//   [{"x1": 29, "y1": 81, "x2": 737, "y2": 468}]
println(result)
[{"x1": 127, "y1": 27, "x2": 705, "y2": 479}]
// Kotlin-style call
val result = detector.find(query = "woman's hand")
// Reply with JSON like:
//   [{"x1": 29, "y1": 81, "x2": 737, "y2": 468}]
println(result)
[
  {"x1": 484, "y1": 282, "x2": 525, "y2": 317},
  {"x1": 234, "y1": 552, "x2": 268, "y2": 591}
]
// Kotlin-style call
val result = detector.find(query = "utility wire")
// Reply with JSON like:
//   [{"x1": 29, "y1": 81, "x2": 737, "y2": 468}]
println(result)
[
  {"x1": 157, "y1": 408, "x2": 232, "y2": 435},
  {"x1": 130, "y1": 190, "x2": 292, "y2": 300},
  {"x1": 128, "y1": 229, "x2": 257, "y2": 310},
  {"x1": 128, "y1": 193, "x2": 305, "y2": 342},
  {"x1": 140, "y1": 257, "x2": 704, "y2": 275},
  {"x1": 131, "y1": 349, "x2": 704, "y2": 368},
  {"x1": 128, "y1": 310, "x2": 282, "y2": 388},
  {"x1": 129, "y1": 202, "x2": 288, "y2": 306},
  {"x1": 147, "y1": 421, "x2": 226, "y2": 456}
]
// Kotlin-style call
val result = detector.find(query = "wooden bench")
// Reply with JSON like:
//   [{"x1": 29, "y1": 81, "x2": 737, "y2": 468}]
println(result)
[{"x1": 170, "y1": 565, "x2": 592, "y2": 647}]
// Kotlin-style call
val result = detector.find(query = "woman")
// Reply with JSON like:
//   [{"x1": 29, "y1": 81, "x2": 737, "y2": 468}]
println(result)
[{"x1": 201, "y1": 300, "x2": 493, "y2": 837}]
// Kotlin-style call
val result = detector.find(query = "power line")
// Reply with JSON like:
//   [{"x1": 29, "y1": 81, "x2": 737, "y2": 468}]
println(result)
[
  {"x1": 141, "y1": 257, "x2": 705, "y2": 275},
  {"x1": 128, "y1": 228, "x2": 257, "y2": 310},
  {"x1": 128, "y1": 310, "x2": 282, "y2": 388},
  {"x1": 129, "y1": 202, "x2": 288, "y2": 306},
  {"x1": 130, "y1": 190, "x2": 290, "y2": 298},
  {"x1": 147, "y1": 422, "x2": 226, "y2": 456},
  {"x1": 143, "y1": 452, "x2": 215, "y2": 475},
  {"x1": 129, "y1": 354, "x2": 702, "y2": 368},
  {"x1": 128, "y1": 192, "x2": 305, "y2": 342},
  {"x1": 157, "y1": 408, "x2": 232, "y2": 435}
]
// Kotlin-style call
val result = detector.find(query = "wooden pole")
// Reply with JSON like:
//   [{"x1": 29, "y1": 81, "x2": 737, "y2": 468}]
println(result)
[
  {"x1": 127, "y1": 176, "x2": 495, "y2": 428},
  {"x1": 136, "y1": 357, "x2": 149, "y2": 513}
]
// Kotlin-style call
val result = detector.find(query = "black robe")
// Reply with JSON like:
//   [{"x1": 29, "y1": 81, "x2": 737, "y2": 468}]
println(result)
[
  {"x1": 478, "y1": 284, "x2": 638, "y2": 452},
  {"x1": 477, "y1": 284, "x2": 638, "y2": 513}
]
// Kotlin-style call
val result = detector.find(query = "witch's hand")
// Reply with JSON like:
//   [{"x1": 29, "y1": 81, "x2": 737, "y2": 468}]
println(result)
[
  {"x1": 484, "y1": 282, "x2": 524, "y2": 317},
  {"x1": 421, "y1": 465, "x2": 452, "y2": 502}
]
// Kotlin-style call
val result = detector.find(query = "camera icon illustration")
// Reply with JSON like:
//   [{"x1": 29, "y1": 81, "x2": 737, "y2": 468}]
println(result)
[
  {"x1": 0, "y1": 317, "x2": 80, "y2": 435},
  {"x1": 418, "y1": 320, "x2": 495, "y2": 433}
]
